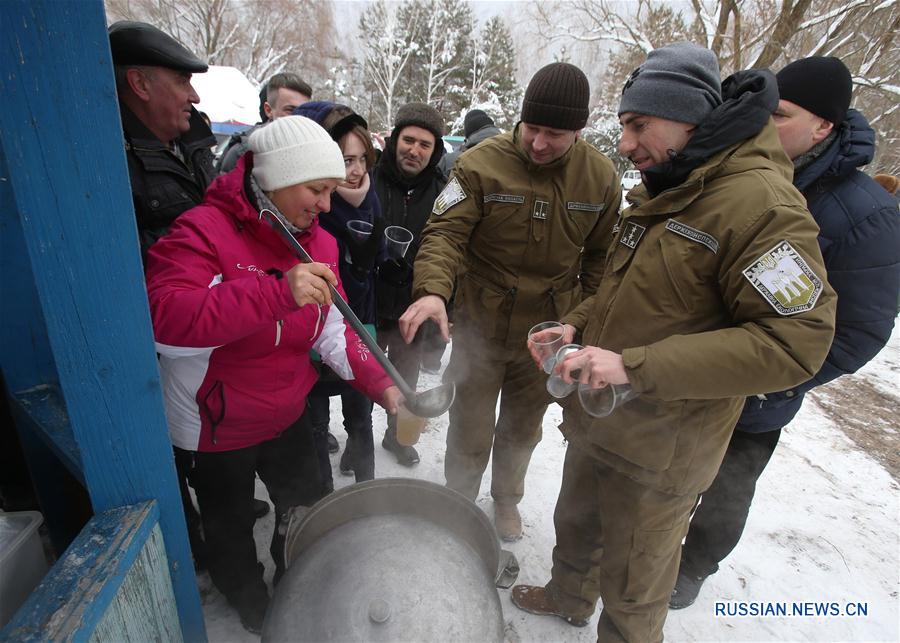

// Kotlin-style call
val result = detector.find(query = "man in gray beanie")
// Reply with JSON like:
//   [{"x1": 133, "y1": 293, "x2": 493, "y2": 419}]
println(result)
[
  {"x1": 507, "y1": 43, "x2": 836, "y2": 641},
  {"x1": 671, "y1": 54, "x2": 900, "y2": 612},
  {"x1": 399, "y1": 62, "x2": 621, "y2": 541}
]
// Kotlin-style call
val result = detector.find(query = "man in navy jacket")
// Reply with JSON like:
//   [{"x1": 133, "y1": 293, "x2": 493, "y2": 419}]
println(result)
[{"x1": 671, "y1": 56, "x2": 900, "y2": 609}]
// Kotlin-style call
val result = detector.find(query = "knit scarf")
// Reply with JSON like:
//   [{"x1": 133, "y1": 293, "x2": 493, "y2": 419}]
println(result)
[
  {"x1": 249, "y1": 174, "x2": 304, "y2": 234},
  {"x1": 336, "y1": 173, "x2": 370, "y2": 208},
  {"x1": 793, "y1": 130, "x2": 837, "y2": 174}
]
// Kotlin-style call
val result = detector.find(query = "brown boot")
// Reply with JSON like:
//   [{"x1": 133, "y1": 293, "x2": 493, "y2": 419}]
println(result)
[
  {"x1": 510, "y1": 585, "x2": 590, "y2": 627},
  {"x1": 494, "y1": 502, "x2": 523, "y2": 542}
]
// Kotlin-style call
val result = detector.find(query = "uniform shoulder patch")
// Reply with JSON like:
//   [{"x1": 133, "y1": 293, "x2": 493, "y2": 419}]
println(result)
[
  {"x1": 432, "y1": 177, "x2": 467, "y2": 215},
  {"x1": 743, "y1": 241, "x2": 823, "y2": 315}
]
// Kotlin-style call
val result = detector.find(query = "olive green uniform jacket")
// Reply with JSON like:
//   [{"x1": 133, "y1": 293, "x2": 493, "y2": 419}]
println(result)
[
  {"x1": 559, "y1": 121, "x2": 836, "y2": 497},
  {"x1": 412, "y1": 127, "x2": 621, "y2": 348}
]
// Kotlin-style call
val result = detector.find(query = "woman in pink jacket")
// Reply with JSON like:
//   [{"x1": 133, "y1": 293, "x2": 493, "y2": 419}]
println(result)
[{"x1": 146, "y1": 115, "x2": 401, "y2": 633}]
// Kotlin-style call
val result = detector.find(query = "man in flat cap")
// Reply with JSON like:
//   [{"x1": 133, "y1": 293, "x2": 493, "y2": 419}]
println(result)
[
  {"x1": 109, "y1": 20, "x2": 218, "y2": 571},
  {"x1": 109, "y1": 20, "x2": 216, "y2": 261},
  {"x1": 398, "y1": 63, "x2": 621, "y2": 541}
]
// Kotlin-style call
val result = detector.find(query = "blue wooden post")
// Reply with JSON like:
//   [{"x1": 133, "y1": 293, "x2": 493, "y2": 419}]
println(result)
[{"x1": 0, "y1": 2, "x2": 205, "y2": 640}]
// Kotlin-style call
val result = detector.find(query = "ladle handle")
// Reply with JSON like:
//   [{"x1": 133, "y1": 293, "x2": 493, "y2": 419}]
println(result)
[{"x1": 262, "y1": 210, "x2": 417, "y2": 401}]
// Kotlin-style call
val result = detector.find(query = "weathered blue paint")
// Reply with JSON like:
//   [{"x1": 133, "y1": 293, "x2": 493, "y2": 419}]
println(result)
[
  {"x1": 0, "y1": 1, "x2": 205, "y2": 640},
  {"x1": 1, "y1": 502, "x2": 181, "y2": 643},
  {"x1": 10, "y1": 386, "x2": 83, "y2": 479}
]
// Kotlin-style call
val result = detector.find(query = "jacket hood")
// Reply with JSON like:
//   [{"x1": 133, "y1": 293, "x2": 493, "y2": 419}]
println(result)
[
  {"x1": 204, "y1": 153, "x2": 321, "y2": 238},
  {"x1": 642, "y1": 69, "x2": 778, "y2": 196},
  {"x1": 794, "y1": 109, "x2": 875, "y2": 192},
  {"x1": 293, "y1": 100, "x2": 334, "y2": 125},
  {"x1": 462, "y1": 125, "x2": 502, "y2": 151}
]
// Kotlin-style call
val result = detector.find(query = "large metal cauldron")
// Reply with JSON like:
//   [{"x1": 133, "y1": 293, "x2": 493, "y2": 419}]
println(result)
[{"x1": 262, "y1": 478, "x2": 519, "y2": 642}]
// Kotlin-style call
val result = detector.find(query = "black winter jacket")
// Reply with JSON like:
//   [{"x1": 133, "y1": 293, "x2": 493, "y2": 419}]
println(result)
[
  {"x1": 372, "y1": 135, "x2": 446, "y2": 320},
  {"x1": 738, "y1": 109, "x2": 900, "y2": 432},
  {"x1": 121, "y1": 105, "x2": 216, "y2": 262}
]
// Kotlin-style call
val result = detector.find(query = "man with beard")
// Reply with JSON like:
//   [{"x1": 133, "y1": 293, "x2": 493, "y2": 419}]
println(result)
[
  {"x1": 508, "y1": 43, "x2": 836, "y2": 641},
  {"x1": 372, "y1": 103, "x2": 447, "y2": 466},
  {"x1": 670, "y1": 55, "x2": 900, "y2": 610}
]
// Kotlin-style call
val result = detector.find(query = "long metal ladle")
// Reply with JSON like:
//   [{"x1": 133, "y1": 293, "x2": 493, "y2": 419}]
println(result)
[{"x1": 262, "y1": 210, "x2": 455, "y2": 418}]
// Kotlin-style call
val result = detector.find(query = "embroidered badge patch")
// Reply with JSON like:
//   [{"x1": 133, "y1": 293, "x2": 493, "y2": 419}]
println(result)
[
  {"x1": 433, "y1": 177, "x2": 467, "y2": 215},
  {"x1": 532, "y1": 200, "x2": 550, "y2": 220},
  {"x1": 619, "y1": 221, "x2": 646, "y2": 249},
  {"x1": 567, "y1": 201, "x2": 604, "y2": 213},
  {"x1": 484, "y1": 193, "x2": 525, "y2": 204},
  {"x1": 743, "y1": 241, "x2": 823, "y2": 315},
  {"x1": 665, "y1": 219, "x2": 719, "y2": 254}
]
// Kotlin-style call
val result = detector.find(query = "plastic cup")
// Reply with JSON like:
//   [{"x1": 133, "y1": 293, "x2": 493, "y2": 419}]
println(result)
[
  {"x1": 577, "y1": 382, "x2": 638, "y2": 418},
  {"x1": 546, "y1": 344, "x2": 582, "y2": 398},
  {"x1": 384, "y1": 225, "x2": 413, "y2": 259},
  {"x1": 528, "y1": 321, "x2": 567, "y2": 374},
  {"x1": 347, "y1": 219, "x2": 373, "y2": 244},
  {"x1": 396, "y1": 403, "x2": 427, "y2": 446}
]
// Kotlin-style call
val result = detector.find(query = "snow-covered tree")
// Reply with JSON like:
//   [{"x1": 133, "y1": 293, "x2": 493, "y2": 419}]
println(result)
[
  {"x1": 400, "y1": 0, "x2": 474, "y2": 119},
  {"x1": 529, "y1": 0, "x2": 900, "y2": 173},
  {"x1": 359, "y1": 0, "x2": 425, "y2": 131},
  {"x1": 104, "y1": 0, "x2": 337, "y2": 88},
  {"x1": 462, "y1": 16, "x2": 522, "y2": 131}
]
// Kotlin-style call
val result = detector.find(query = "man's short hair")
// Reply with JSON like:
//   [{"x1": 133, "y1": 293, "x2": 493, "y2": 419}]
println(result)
[{"x1": 266, "y1": 73, "x2": 313, "y2": 106}]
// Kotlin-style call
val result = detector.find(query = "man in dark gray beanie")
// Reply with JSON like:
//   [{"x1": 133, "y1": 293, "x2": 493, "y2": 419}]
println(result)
[
  {"x1": 399, "y1": 62, "x2": 621, "y2": 542},
  {"x1": 672, "y1": 54, "x2": 899, "y2": 613},
  {"x1": 507, "y1": 42, "x2": 836, "y2": 642}
]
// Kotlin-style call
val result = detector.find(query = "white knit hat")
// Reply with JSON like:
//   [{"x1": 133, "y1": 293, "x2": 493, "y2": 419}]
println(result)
[{"x1": 248, "y1": 115, "x2": 346, "y2": 191}]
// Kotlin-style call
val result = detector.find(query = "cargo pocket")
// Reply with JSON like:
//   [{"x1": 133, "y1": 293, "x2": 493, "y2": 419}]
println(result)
[
  {"x1": 456, "y1": 271, "x2": 510, "y2": 340},
  {"x1": 622, "y1": 523, "x2": 688, "y2": 604}
]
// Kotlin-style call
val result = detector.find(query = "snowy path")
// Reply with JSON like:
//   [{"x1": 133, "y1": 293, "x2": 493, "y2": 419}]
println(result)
[{"x1": 203, "y1": 329, "x2": 899, "y2": 642}]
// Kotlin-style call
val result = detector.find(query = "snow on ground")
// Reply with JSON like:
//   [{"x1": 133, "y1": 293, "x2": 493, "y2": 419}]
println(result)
[{"x1": 203, "y1": 328, "x2": 900, "y2": 642}]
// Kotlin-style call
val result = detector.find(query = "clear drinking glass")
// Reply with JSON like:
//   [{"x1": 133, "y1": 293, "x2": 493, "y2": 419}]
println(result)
[
  {"x1": 577, "y1": 382, "x2": 638, "y2": 418},
  {"x1": 527, "y1": 321, "x2": 567, "y2": 374},
  {"x1": 384, "y1": 225, "x2": 413, "y2": 259},
  {"x1": 546, "y1": 344, "x2": 582, "y2": 398},
  {"x1": 347, "y1": 219, "x2": 374, "y2": 244},
  {"x1": 395, "y1": 402, "x2": 427, "y2": 446}
]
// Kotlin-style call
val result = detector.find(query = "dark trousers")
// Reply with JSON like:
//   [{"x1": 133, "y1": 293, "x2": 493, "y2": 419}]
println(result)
[
  {"x1": 173, "y1": 447, "x2": 207, "y2": 567},
  {"x1": 185, "y1": 413, "x2": 324, "y2": 607},
  {"x1": 679, "y1": 428, "x2": 782, "y2": 578},
  {"x1": 309, "y1": 388, "x2": 375, "y2": 485}
]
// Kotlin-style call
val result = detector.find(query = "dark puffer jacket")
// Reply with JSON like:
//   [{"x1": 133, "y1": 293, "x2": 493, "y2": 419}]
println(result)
[
  {"x1": 738, "y1": 109, "x2": 900, "y2": 432},
  {"x1": 120, "y1": 104, "x2": 217, "y2": 261}
]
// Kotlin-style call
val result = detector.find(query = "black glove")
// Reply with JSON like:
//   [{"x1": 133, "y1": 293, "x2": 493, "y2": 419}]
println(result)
[
  {"x1": 378, "y1": 255, "x2": 413, "y2": 287},
  {"x1": 345, "y1": 217, "x2": 386, "y2": 273}
]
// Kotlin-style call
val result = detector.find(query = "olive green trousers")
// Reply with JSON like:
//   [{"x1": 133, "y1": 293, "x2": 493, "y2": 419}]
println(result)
[
  {"x1": 548, "y1": 444, "x2": 696, "y2": 642},
  {"x1": 443, "y1": 328, "x2": 551, "y2": 505}
]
